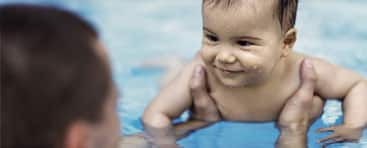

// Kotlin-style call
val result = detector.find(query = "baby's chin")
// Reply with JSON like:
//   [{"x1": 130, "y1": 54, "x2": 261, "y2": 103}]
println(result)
[
  {"x1": 217, "y1": 76, "x2": 261, "y2": 88},
  {"x1": 211, "y1": 69, "x2": 262, "y2": 87}
]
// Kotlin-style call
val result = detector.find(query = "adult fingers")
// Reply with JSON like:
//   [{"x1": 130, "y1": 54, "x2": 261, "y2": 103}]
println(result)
[
  {"x1": 189, "y1": 65, "x2": 220, "y2": 122},
  {"x1": 281, "y1": 59, "x2": 317, "y2": 113},
  {"x1": 293, "y1": 58, "x2": 317, "y2": 105},
  {"x1": 311, "y1": 95, "x2": 324, "y2": 121},
  {"x1": 300, "y1": 58, "x2": 317, "y2": 93},
  {"x1": 278, "y1": 59, "x2": 317, "y2": 128},
  {"x1": 318, "y1": 133, "x2": 339, "y2": 143},
  {"x1": 317, "y1": 126, "x2": 338, "y2": 133},
  {"x1": 189, "y1": 65, "x2": 210, "y2": 102},
  {"x1": 321, "y1": 137, "x2": 344, "y2": 148}
]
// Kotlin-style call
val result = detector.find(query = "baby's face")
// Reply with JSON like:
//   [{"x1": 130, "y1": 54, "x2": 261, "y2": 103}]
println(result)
[{"x1": 201, "y1": 0, "x2": 285, "y2": 87}]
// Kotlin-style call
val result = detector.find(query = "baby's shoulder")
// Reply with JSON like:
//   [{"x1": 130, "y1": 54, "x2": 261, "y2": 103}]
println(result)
[
  {"x1": 291, "y1": 51, "x2": 330, "y2": 67},
  {"x1": 290, "y1": 52, "x2": 331, "y2": 72},
  {"x1": 290, "y1": 52, "x2": 341, "y2": 92}
]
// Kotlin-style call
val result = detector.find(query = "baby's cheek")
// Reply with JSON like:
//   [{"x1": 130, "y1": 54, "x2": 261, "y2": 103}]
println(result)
[
  {"x1": 237, "y1": 58, "x2": 271, "y2": 77},
  {"x1": 252, "y1": 60, "x2": 275, "y2": 75},
  {"x1": 237, "y1": 51, "x2": 275, "y2": 70},
  {"x1": 200, "y1": 47, "x2": 217, "y2": 64},
  {"x1": 236, "y1": 52, "x2": 261, "y2": 67}
]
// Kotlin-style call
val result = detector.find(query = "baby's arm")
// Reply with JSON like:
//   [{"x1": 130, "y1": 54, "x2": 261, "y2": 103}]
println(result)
[
  {"x1": 310, "y1": 57, "x2": 367, "y2": 144},
  {"x1": 142, "y1": 55, "x2": 203, "y2": 146}
]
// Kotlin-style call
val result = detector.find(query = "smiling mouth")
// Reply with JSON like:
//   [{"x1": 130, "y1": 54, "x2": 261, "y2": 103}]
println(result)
[{"x1": 213, "y1": 65, "x2": 245, "y2": 74}]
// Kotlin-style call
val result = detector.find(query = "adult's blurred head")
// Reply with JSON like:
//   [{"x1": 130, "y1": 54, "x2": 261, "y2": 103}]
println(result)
[{"x1": 1, "y1": 4, "x2": 120, "y2": 148}]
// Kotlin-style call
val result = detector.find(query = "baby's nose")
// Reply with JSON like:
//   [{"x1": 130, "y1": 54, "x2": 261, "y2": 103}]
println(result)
[{"x1": 217, "y1": 51, "x2": 236, "y2": 64}]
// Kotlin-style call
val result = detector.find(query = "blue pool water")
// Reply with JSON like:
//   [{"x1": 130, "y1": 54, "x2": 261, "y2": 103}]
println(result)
[{"x1": 1, "y1": 0, "x2": 366, "y2": 147}]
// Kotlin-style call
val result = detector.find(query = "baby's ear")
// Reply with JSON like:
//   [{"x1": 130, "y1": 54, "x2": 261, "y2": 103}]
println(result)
[{"x1": 281, "y1": 28, "x2": 297, "y2": 57}]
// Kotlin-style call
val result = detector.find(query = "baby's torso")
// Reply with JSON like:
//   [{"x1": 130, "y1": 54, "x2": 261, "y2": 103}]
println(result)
[{"x1": 205, "y1": 53, "x2": 304, "y2": 122}]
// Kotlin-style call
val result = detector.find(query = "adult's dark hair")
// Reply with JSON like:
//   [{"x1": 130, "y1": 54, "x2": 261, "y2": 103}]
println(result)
[
  {"x1": 1, "y1": 4, "x2": 112, "y2": 148},
  {"x1": 203, "y1": 0, "x2": 299, "y2": 32}
]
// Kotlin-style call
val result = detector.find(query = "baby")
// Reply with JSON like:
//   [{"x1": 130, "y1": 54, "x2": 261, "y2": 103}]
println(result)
[{"x1": 143, "y1": 0, "x2": 367, "y2": 147}]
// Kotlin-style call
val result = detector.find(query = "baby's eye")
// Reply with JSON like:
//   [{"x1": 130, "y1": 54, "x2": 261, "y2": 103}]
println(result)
[
  {"x1": 237, "y1": 40, "x2": 253, "y2": 46},
  {"x1": 205, "y1": 34, "x2": 219, "y2": 42}
]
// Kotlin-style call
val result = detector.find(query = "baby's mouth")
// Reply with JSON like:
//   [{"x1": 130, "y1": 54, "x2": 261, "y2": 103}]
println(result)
[{"x1": 213, "y1": 65, "x2": 245, "y2": 74}]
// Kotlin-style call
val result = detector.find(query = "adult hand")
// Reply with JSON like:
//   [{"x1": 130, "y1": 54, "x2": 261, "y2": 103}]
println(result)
[
  {"x1": 119, "y1": 65, "x2": 221, "y2": 148},
  {"x1": 277, "y1": 59, "x2": 325, "y2": 148},
  {"x1": 172, "y1": 65, "x2": 221, "y2": 140},
  {"x1": 188, "y1": 65, "x2": 221, "y2": 123}
]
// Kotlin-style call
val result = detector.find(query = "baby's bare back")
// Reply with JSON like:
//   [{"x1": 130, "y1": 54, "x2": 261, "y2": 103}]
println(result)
[{"x1": 205, "y1": 53, "x2": 304, "y2": 122}]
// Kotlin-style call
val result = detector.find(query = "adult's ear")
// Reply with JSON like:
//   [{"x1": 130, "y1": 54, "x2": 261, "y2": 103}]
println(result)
[
  {"x1": 281, "y1": 28, "x2": 297, "y2": 57},
  {"x1": 63, "y1": 121, "x2": 90, "y2": 148}
]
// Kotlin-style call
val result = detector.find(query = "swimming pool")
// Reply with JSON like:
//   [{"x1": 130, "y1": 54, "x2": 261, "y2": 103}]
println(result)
[{"x1": 1, "y1": 0, "x2": 366, "y2": 147}]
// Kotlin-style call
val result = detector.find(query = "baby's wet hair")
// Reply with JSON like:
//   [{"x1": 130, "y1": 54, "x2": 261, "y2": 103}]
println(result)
[{"x1": 203, "y1": 0, "x2": 299, "y2": 32}]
